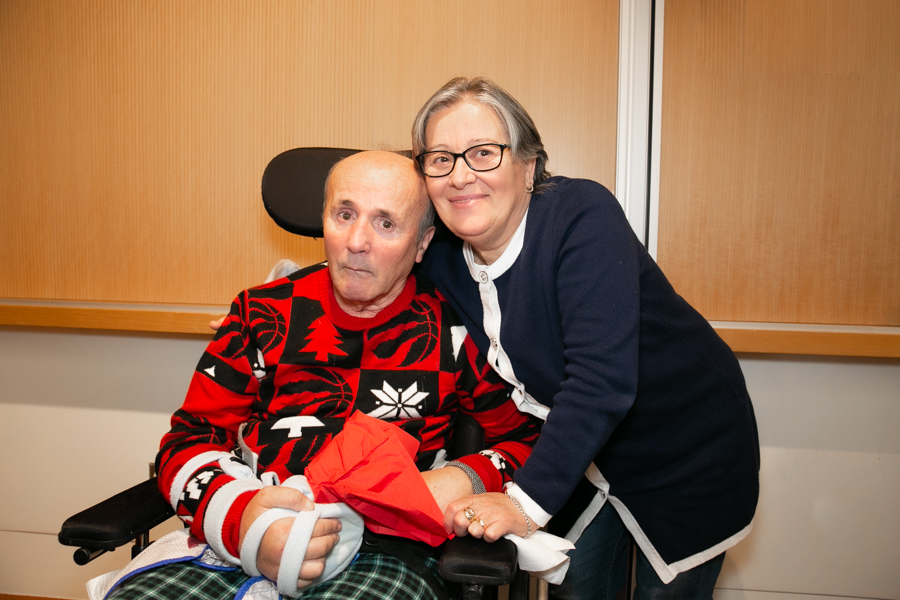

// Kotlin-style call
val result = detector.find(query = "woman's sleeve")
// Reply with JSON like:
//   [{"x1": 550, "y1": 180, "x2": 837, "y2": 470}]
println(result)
[{"x1": 512, "y1": 182, "x2": 642, "y2": 517}]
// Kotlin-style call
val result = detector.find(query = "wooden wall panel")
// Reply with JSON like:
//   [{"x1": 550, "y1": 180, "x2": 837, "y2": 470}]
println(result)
[
  {"x1": 657, "y1": 0, "x2": 900, "y2": 327},
  {"x1": 0, "y1": 0, "x2": 619, "y2": 308}
]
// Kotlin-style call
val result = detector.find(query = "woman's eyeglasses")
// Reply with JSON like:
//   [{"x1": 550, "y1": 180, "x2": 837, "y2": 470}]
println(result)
[{"x1": 416, "y1": 144, "x2": 508, "y2": 178}]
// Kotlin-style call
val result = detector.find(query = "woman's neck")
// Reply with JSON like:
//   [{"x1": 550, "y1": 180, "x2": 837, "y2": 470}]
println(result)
[{"x1": 470, "y1": 198, "x2": 530, "y2": 266}]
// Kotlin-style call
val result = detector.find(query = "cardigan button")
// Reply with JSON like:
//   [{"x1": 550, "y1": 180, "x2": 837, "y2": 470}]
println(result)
[{"x1": 490, "y1": 338, "x2": 498, "y2": 348}]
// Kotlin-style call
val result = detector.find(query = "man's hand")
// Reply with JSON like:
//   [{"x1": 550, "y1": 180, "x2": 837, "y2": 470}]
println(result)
[
  {"x1": 239, "y1": 486, "x2": 342, "y2": 589},
  {"x1": 421, "y1": 466, "x2": 474, "y2": 516}
]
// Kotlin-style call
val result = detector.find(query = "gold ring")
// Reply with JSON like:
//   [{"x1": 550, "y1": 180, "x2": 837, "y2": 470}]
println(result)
[
  {"x1": 463, "y1": 507, "x2": 478, "y2": 522},
  {"x1": 476, "y1": 518, "x2": 486, "y2": 527}
]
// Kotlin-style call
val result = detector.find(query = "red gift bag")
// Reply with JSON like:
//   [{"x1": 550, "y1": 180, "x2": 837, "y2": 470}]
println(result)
[{"x1": 304, "y1": 411, "x2": 450, "y2": 546}]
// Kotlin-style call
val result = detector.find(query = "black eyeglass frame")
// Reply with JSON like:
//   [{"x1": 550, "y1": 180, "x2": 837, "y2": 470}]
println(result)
[{"x1": 415, "y1": 143, "x2": 509, "y2": 178}]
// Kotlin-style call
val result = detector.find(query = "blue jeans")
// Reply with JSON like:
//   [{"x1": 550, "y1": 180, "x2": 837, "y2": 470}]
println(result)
[{"x1": 549, "y1": 502, "x2": 725, "y2": 600}]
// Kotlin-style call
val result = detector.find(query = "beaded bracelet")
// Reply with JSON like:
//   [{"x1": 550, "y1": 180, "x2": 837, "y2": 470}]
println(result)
[{"x1": 505, "y1": 490, "x2": 533, "y2": 538}]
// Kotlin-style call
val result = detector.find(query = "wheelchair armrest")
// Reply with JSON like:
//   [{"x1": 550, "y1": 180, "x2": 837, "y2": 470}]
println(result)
[
  {"x1": 58, "y1": 476, "x2": 175, "y2": 564},
  {"x1": 439, "y1": 534, "x2": 518, "y2": 586}
]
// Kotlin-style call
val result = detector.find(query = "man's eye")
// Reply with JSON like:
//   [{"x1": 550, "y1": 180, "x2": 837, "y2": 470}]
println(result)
[
  {"x1": 379, "y1": 220, "x2": 394, "y2": 230},
  {"x1": 338, "y1": 211, "x2": 352, "y2": 220}
]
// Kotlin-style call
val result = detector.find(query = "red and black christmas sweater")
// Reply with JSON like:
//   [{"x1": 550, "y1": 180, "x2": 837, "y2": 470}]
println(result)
[{"x1": 157, "y1": 263, "x2": 541, "y2": 563}]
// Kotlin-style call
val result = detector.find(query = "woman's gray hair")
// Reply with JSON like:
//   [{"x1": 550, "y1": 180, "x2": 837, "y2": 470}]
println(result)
[{"x1": 411, "y1": 77, "x2": 552, "y2": 193}]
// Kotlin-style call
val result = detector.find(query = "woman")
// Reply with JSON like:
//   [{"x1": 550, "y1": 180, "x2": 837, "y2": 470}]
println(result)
[{"x1": 411, "y1": 77, "x2": 760, "y2": 600}]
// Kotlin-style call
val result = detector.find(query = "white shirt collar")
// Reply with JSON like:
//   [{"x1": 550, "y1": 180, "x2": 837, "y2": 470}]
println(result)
[{"x1": 463, "y1": 209, "x2": 528, "y2": 281}]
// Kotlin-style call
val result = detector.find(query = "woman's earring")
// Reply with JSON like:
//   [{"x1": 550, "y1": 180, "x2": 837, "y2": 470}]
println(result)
[{"x1": 526, "y1": 181, "x2": 534, "y2": 193}]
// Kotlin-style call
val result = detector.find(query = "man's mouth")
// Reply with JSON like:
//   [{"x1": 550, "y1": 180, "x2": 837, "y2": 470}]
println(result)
[{"x1": 344, "y1": 265, "x2": 372, "y2": 275}]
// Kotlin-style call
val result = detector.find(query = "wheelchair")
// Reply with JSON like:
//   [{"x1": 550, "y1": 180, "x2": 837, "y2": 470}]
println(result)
[{"x1": 58, "y1": 147, "x2": 531, "y2": 600}]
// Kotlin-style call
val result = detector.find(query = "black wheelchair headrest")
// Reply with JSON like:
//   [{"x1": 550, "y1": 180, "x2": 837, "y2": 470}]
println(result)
[{"x1": 261, "y1": 147, "x2": 362, "y2": 237}]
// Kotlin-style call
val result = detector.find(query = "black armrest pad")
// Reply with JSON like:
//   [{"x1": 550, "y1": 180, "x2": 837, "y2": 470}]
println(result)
[
  {"x1": 58, "y1": 477, "x2": 175, "y2": 550},
  {"x1": 439, "y1": 535, "x2": 518, "y2": 585}
]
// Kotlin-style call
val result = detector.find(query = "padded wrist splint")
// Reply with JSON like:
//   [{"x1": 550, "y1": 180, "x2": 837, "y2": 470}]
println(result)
[
  {"x1": 170, "y1": 451, "x2": 364, "y2": 596},
  {"x1": 238, "y1": 475, "x2": 364, "y2": 598}
]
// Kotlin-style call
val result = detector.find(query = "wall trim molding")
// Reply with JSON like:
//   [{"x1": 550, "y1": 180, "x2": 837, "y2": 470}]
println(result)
[
  {"x1": 0, "y1": 300, "x2": 223, "y2": 336},
  {"x1": 714, "y1": 322, "x2": 900, "y2": 358},
  {"x1": 2, "y1": 302, "x2": 897, "y2": 357}
]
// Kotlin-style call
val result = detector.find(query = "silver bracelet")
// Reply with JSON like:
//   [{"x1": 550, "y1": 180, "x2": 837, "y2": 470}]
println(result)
[
  {"x1": 446, "y1": 461, "x2": 486, "y2": 494},
  {"x1": 505, "y1": 490, "x2": 533, "y2": 538}
]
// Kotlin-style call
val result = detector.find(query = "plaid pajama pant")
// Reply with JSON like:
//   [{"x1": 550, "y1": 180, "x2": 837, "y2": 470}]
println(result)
[{"x1": 105, "y1": 552, "x2": 454, "y2": 600}]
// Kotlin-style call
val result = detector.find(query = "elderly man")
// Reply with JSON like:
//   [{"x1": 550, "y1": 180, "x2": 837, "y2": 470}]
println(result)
[{"x1": 94, "y1": 151, "x2": 540, "y2": 600}]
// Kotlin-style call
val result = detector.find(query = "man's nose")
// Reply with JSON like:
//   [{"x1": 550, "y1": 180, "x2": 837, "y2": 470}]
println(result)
[{"x1": 347, "y1": 220, "x2": 370, "y2": 252}]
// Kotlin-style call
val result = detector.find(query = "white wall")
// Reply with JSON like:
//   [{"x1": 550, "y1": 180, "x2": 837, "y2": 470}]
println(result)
[
  {"x1": 1, "y1": 327, "x2": 898, "y2": 599},
  {"x1": 716, "y1": 354, "x2": 900, "y2": 600},
  {"x1": 0, "y1": 326, "x2": 205, "y2": 598}
]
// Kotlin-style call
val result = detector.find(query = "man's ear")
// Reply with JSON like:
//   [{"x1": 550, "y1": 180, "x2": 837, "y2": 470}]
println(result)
[{"x1": 415, "y1": 226, "x2": 436, "y2": 263}]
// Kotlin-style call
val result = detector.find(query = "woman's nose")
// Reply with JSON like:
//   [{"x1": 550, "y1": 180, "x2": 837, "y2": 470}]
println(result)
[{"x1": 448, "y1": 156, "x2": 475, "y2": 188}]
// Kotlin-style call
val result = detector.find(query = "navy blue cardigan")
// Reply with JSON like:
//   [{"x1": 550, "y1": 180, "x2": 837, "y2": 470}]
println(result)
[{"x1": 417, "y1": 177, "x2": 759, "y2": 567}]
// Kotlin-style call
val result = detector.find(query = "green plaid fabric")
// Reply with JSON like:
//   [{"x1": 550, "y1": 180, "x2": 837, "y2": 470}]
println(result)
[
  {"x1": 105, "y1": 561, "x2": 246, "y2": 600},
  {"x1": 106, "y1": 553, "x2": 455, "y2": 600}
]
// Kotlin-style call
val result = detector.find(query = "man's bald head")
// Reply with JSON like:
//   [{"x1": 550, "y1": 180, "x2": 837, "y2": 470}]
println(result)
[{"x1": 325, "y1": 151, "x2": 434, "y2": 241}]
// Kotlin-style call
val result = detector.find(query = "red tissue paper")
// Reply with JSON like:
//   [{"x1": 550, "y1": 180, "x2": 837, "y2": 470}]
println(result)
[{"x1": 304, "y1": 411, "x2": 450, "y2": 546}]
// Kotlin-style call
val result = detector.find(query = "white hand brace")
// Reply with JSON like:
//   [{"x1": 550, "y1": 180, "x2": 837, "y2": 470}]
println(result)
[{"x1": 238, "y1": 475, "x2": 365, "y2": 598}]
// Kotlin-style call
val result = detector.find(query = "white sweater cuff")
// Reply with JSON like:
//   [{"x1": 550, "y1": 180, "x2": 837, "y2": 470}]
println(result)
[
  {"x1": 203, "y1": 477, "x2": 265, "y2": 565},
  {"x1": 168, "y1": 451, "x2": 233, "y2": 509},
  {"x1": 505, "y1": 482, "x2": 553, "y2": 528}
]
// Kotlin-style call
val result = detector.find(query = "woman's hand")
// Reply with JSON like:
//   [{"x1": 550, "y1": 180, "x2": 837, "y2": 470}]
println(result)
[
  {"x1": 444, "y1": 492, "x2": 529, "y2": 542},
  {"x1": 209, "y1": 316, "x2": 226, "y2": 331},
  {"x1": 239, "y1": 486, "x2": 342, "y2": 588}
]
